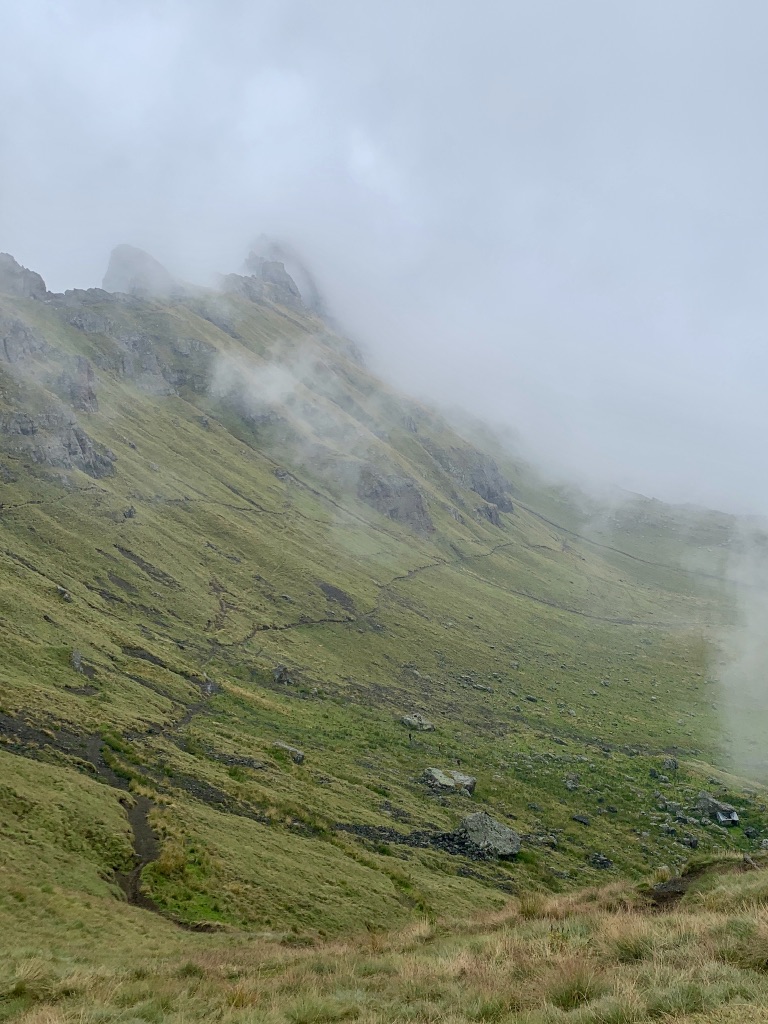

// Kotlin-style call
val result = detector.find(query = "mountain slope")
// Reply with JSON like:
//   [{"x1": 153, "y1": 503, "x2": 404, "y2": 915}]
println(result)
[{"x1": 0, "y1": 251, "x2": 760, "y2": 951}]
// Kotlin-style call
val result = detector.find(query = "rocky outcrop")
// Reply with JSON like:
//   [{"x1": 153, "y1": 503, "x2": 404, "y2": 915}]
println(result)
[
  {"x1": 246, "y1": 237, "x2": 326, "y2": 314},
  {"x1": 357, "y1": 464, "x2": 434, "y2": 534},
  {"x1": 58, "y1": 357, "x2": 98, "y2": 412},
  {"x1": 0, "y1": 406, "x2": 115, "y2": 478},
  {"x1": 102, "y1": 245, "x2": 178, "y2": 297},
  {"x1": 0, "y1": 313, "x2": 48, "y2": 364},
  {"x1": 451, "y1": 811, "x2": 521, "y2": 858},
  {"x1": 424, "y1": 442, "x2": 514, "y2": 512},
  {"x1": 0, "y1": 253, "x2": 47, "y2": 300},
  {"x1": 225, "y1": 254, "x2": 303, "y2": 311}
]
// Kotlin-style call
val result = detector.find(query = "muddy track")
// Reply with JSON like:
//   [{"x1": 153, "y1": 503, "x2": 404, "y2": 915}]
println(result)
[{"x1": 0, "y1": 684, "x2": 222, "y2": 930}]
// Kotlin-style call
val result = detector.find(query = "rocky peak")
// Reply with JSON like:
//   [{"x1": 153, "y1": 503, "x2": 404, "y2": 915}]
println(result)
[
  {"x1": 102, "y1": 245, "x2": 178, "y2": 297},
  {"x1": 0, "y1": 253, "x2": 47, "y2": 299},
  {"x1": 232, "y1": 252, "x2": 303, "y2": 311}
]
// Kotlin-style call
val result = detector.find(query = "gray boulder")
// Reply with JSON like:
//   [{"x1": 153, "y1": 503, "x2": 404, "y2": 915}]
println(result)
[
  {"x1": 423, "y1": 767, "x2": 476, "y2": 795},
  {"x1": 695, "y1": 791, "x2": 739, "y2": 825},
  {"x1": 455, "y1": 811, "x2": 520, "y2": 858},
  {"x1": 273, "y1": 741, "x2": 304, "y2": 764},
  {"x1": 401, "y1": 713, "x2": 435, "y2": 732}
]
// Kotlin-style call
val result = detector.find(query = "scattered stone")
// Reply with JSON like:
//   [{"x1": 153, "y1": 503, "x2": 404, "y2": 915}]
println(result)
[
  {"x1": 663, "y1": 757, "x2": 679, "y2": 771},
  {"x1": 744, "y1": 827, "x2": 758, "y2": 839},
  {"x1": 565, "y1": 773, "x2": 580, "y2": 791},
  {"x1": 123, "y1": 506, "x2": 137, "y2": 519},
  {"x1": 525, "y1": 694, "x2": 538, "y2": 703},
  {"x1": 56, "y1": 585, "x2": 72, "y2": 602},
  {"x1": 273, "y1": 741, "x2": 304, "y2": 764},
  {"x1": 572, "y1": 814, "x2": 591, "y2": 826},
  {"x1": 607, "y1": 805, "x2": 618, "y2": 814},
  {"x1": 589, "y1": 852, "x2": 613, "y2": 869},
  {"x1": 401, "y1": 714, "x2": 435, "y2": 732},
  {"x1": 70, "y1": 650, "x2": 83, "y2": 672}
]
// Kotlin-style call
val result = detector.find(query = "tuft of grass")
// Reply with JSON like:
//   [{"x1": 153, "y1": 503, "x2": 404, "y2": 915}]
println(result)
[{"x1": 545, "y1": 962, "x2": 609, "y2": 1010}]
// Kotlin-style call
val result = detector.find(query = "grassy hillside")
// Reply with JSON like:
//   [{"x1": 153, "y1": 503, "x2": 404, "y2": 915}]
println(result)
[{"x1": 1, "y1": 254, "x2": 766, "y2": 1019}]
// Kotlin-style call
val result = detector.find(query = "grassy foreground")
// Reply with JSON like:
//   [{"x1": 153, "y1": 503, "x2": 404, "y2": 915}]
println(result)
[{"x1": 6, "y1": 855, "x2": 768, "y2": 1023}]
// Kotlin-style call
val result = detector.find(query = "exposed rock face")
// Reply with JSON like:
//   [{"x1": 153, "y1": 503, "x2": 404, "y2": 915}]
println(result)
[
  {"x1": 453, "y1": 811, "x2": 521, "y2": 858},
  {"x1": 102, "y1": 245, "x2": 178, "y2": 297},
  {"x1": 357, "y1": 464, "x2": 434, "y2": 534},
  {"x1": 0, "y1": 406, "x2": 115, "y2": 477},
  {"x1": 0, "y1": 253, "x2": 47, "y2": 299},
  {"x1": 401, "y1": 714, "x2": 435, "y2": 732},
  {"x1": 225, "y1": 254, "x2": 303, "y2": 311},
  {"x1": 423, "y1": 767, "x2": 476, "y2": 795},
  {"x1": 475, "y1": 503, "x2": 501, "y2": 526},
  {"x1": 424, "y1": 442, "x2": 514, "y2": 512},
  {"x1": 247, "y1": 237, "x2": 326, "y2": 314},
  {"x1": 0, "y1": 314, "x2": 48, "y2": 364},
  {"x1": 59, "y1": 357, "x2": 99, "y2": 412}
]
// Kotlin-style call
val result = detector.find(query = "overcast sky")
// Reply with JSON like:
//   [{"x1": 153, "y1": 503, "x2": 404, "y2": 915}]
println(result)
[{"x1": 2, "y1": 1, "x2": 767, "y2": 512}]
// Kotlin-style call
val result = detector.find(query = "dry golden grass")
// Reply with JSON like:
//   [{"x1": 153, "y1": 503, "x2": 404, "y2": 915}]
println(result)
[{"x1": 6, "y1": 865, "x2": 768, "y2": 1023}]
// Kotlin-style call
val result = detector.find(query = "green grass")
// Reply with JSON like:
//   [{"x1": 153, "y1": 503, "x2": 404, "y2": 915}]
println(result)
[{"x1": 1, "y1": 279, "x2": 765, "y2": 981}]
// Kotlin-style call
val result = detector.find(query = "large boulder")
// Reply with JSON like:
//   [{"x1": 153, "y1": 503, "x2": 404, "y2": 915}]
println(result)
[
  {"x1": 401, "y1": 713, "x2": 435, "y2": 732},
  {"x1": 454, "y1": 811, "x2": 521, "y2": 858},
  {"x1": 423, "y1": 767, "x2": 476, "y2": 795},
  {"x1": 695, "y1": 792, "x2": 739, "y2": 825},
  {"x1": 273, "y1": 741, "x2": 304, "y2": 764},
  {"x1": 0, "y1": 253, "x2": 47, "y2": 299}
]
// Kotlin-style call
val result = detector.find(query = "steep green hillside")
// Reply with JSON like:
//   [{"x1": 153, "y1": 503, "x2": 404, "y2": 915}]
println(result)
[{"x1": 0, "y1": 250, "x2": 760, "y2": 962}]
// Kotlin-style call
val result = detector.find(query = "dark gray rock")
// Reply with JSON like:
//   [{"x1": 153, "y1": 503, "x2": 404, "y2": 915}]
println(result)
[
  {"x1": 589, "y1": 852, "x2": 613, "y2": 869},
  {"x1": 572, "y1": 814, "x2": 591, "y2": 826},
  {"x1": 357, "y1": 464, "x2": 434, "y2": 534},
  {"x1": 453, "y1": 811, "x2": 521, "y2": 858}
]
